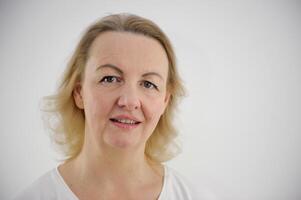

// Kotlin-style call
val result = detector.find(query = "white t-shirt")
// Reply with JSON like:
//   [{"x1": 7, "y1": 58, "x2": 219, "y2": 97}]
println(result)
[{"x1": 14, "y1": 165, "x2": 212, "y2": 200}]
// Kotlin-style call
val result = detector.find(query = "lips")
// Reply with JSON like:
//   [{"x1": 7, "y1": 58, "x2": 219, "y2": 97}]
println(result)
[
  {"x1": 110, "y1": 118, "x2": 140, "y2": 124},
  {"x1": 109, "y1": 115, "x2": 142, "y2": 129}
]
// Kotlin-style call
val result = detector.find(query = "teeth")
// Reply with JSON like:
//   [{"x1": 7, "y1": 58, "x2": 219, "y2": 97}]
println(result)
[{"x1": 116, "y1": 119, "x2": 137, "y2": 124}]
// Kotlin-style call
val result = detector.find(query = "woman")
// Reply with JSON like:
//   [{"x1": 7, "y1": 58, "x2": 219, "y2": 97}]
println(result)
[{"x1": 15, "y1": 13, "x2": 199, "y2": 200}]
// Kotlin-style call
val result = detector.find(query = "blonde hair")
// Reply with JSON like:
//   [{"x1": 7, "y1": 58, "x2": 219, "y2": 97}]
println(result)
[{"x1": 42, "y1": 13, "x2": 185, "y2": 163}]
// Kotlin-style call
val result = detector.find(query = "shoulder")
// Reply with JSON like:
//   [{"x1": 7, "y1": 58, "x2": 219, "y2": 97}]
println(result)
[
  {"x1": 162, "y1": 165, "x2": 218, "y2": 200},
  {"x1": 13, "y1": 167, "x2": 76, "y2": 200},
  {"x1": 13, "y1": 169, "x2": 55, "y2": 200}
]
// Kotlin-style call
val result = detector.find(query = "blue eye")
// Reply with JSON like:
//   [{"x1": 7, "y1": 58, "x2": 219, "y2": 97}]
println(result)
[
  {"x1": 142, "y1": 81, "x2": 158, "y2": 90},
  {"x1": 100, "y1": 76, "x2": 120, "y2": 83}
]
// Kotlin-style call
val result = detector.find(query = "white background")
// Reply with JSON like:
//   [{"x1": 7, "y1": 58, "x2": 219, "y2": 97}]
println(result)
[{"x1": 1, "y1": 0, "x2": 300, "y2": 199}]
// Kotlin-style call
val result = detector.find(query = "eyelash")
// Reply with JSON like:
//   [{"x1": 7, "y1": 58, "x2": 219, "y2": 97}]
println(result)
[
  {"x1": 100, "y1": 76, "x2": 121, "y2": 83},
  {"x1": 100, "y1": 76, "x2": 158, "y2": 90},
  {"x1": 141, "y1": 80, "x2": 158, "y2": 90}
]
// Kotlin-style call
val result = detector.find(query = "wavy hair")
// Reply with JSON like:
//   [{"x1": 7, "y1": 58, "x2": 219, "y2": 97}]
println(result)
[{"x1": 42, "y1": 13, "x2": 185, "y2": 163}]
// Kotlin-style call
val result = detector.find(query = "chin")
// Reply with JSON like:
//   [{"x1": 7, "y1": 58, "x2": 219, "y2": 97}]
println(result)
[{"x1": 106, "y1": 137, "x2": 138, "y2": 149}]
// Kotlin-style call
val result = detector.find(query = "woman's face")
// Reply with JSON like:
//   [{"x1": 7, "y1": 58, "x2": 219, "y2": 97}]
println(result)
[{"x1": 74, "y1": 31, "x2": 170, "y2": 151}]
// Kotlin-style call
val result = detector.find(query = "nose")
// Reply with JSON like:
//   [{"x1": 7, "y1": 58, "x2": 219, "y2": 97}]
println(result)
[{"x1": 117, "y1": 84, "x2": 141, "y2": 111}]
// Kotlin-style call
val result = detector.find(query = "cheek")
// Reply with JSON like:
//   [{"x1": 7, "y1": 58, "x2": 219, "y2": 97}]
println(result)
[
  {"x1": 143, "y1": 97, "x2": 167, "y2": 122},
  {"x1": 83, "y1": 91, "x2": 114, "y2": 125}
]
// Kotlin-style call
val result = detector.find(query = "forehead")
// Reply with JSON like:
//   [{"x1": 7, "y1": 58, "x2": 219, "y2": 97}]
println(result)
[{"x1": 87, "y1": 31, "x2": 169, "y2": 76}]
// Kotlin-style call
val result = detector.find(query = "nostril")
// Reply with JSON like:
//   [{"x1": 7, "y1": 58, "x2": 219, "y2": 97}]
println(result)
[{"x1": 117, "y1": 95, "x2": 141, "y2": 110}]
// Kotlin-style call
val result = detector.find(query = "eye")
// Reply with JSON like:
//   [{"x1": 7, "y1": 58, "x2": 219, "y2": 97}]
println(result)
[
  {"x1": 100, "y1": 76, "x2": 121, "y2": 83},
  {"x1": 142, "y1": 80, "x2": 158, "y2": 90}
]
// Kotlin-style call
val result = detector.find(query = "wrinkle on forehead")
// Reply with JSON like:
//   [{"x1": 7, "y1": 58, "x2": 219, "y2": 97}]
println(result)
[{"x1": 87, "y1": 31, "x2": 169, "y2": 78}]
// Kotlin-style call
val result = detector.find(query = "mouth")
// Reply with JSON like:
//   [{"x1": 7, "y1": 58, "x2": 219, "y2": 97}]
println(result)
[
  {"x1": 109, "y1": 117, "x2": 141, "y2": 129},
  {"x1": 110, "y1": 118, "x2": 141, "y2": 125}
]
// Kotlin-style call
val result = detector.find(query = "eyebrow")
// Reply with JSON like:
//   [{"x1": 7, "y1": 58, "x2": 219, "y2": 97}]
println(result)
[
  {"x1": 96, "y1": 63, "x2": 164, "y2": 81},
  {"x1": 142, "y1": 72, "x2": 164, "y2": 81},
  {"x1": 96, "y1": 64, "x2": 123, "y2": 75}
]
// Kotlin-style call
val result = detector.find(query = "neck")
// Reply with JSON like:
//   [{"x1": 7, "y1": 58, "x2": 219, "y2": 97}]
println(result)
[{"x1": 64, "y1": 137, "x2": 161, "y2": 188}]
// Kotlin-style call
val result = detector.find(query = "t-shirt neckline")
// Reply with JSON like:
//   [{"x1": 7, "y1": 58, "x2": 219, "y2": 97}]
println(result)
[{"x1": 54, "y1": 164, "x2": 168, "y2": 200}]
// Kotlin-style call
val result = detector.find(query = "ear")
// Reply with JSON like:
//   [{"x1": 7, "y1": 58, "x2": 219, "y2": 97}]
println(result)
[
  {"x1": 163, "y1": 92, "x2": 171, "y2": 111},
  {"x1": 164, "y1": 92, "x2": 170, "y2": 104},
  {"x1": 73, "y1": 82, "x2": 84, "y2": 109}
]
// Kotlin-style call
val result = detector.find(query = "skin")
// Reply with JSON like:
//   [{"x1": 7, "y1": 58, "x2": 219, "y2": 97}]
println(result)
[{"x1": 58, "y1": 31, "x2": 171, "y2": 200}]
